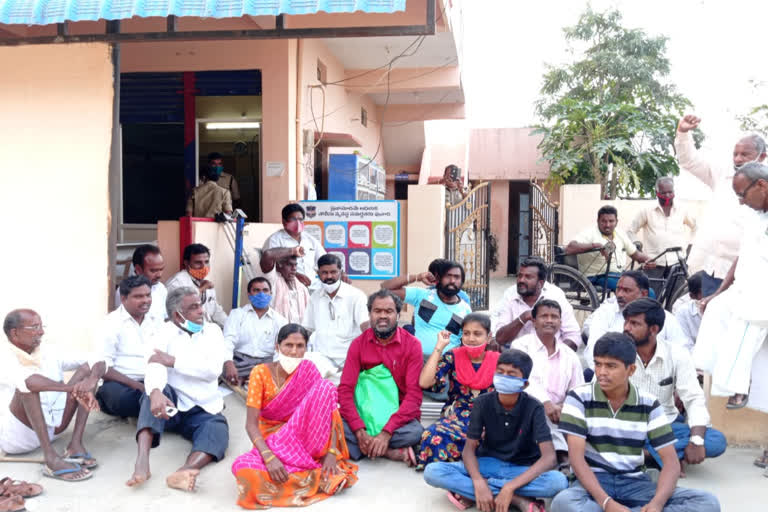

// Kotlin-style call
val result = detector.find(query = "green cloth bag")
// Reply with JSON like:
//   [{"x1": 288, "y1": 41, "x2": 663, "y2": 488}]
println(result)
[{"x1": 354, "y1": 364, "x2": 400, "y2": 437}]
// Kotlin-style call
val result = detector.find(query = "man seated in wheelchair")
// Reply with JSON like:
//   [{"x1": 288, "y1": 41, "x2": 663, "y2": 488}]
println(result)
[{"x1": 565, "y1": 205, "x2": 653, "y2": 292}]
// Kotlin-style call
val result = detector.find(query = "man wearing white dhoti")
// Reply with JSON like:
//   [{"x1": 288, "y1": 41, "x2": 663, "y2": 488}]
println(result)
[{"x1": 694, "y1": 162, "x2": 768, "y2": 410}]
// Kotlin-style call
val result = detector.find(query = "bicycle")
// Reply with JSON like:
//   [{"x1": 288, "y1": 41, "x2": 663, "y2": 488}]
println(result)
[
  {"x1": 548, "y1": 246, "x2": 601, "y2": 315},
  {"x1": 638, "y1": 246, "x2": 691, "y2": 311}
]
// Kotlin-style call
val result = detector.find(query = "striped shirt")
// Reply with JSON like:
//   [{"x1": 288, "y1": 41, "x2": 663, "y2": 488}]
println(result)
[{"x1": 559, "y1": 381, "x2": 676, "y2": 476}]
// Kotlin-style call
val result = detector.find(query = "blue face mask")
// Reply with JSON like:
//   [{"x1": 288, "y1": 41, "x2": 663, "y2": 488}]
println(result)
[
  {"x1": 178, "y1": 312, "x2": 203, "y2": 334},
  {"x1": 249, "y1": 292, "x2": 272, "y2": 309},
  {"x1": 211, "y1": 165, "x2": 224, "y2": 176},
  {"x1": 493, "y1": 374, "x2": 527, "y2": 395}
]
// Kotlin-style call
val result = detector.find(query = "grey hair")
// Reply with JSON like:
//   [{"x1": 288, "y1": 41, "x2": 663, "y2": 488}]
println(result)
[
  {"x1": 740, "y1": 134, "x2": 767, "y2": 156},
  {"x1": 735, "y1": 162, "x2": 768, "y2": 182},
  {"x1": 3, "y1": 309, "x2": 25, "y2": 337},
  {"x1": 166, "y1": 286, "x2": 199, "y2": 319},
  {"x1": 655, "y1": 176, "x2": 674, "y2": 190}
]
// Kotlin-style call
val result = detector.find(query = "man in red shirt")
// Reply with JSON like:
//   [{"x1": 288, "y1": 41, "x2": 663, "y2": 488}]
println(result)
[{"x1": 339, "y1": 290, "x2": 424, "y2": 465}]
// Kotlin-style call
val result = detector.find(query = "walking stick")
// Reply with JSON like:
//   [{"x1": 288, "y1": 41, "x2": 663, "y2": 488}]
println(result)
[{"x1": 0, "y1": 451, "x2": 45, "y2": 463}]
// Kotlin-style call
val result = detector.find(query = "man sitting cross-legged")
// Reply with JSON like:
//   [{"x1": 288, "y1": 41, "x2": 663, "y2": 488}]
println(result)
[
  {"x1": 551, "y1": 333, "x2": 720, "y2": 512},
  {"x1": 424, "y1": 349, "x2": 568, "y2": 512},
  {"x1": 510, "y1": 299, "x2": 584, "y2": 469},
  {"x1": 1, "y1": 309, "x2": 106, "y2": 481},
  {"x1": 623, "y1": 298, "x2": 726, "y2": 476},
  {"x1": 127, "y1": 286, "x2": 230, "y2": 492}
]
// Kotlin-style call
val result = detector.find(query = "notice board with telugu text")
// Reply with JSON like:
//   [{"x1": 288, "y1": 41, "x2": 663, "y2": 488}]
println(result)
[{"x1": 299, "y1": 201, "x2": 400, "y2": 279}]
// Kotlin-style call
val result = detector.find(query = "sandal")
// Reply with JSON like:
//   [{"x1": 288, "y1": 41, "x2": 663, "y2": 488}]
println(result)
[
  {"x1": 0, "y1": 495, "x2": 25, "y2": 512},
  {"x1": 63, "y1": 451, "x2": 98, "y2": 470},
  {"x1": 0, "y1": 478, "x2": 42, "y2": 499},
  {"x1": 446, "y1": 491, "x2": 471, "y2": 510},
  {"x1": 526, "y1": 501, "x2": 546, "y2": 512},
  {"x1": 42, "y1": 464, "x2": 92, "y2": 482},
  {"x1": 754, "y1": 450, "x2": 768, "y2": 468},
  {"x1": 726, "y1": 393, "x2": 749, "y2": 409}
]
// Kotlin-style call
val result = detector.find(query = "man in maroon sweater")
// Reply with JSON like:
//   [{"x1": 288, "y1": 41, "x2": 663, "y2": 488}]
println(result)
[{"x1": 339, "y1": 289, "x2": 424, "y2": 465}]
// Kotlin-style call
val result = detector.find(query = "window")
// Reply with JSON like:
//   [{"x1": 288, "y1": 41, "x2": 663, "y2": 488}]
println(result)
[{"x1": 361, "y1": 107, "x2": 368, "y2": 127}]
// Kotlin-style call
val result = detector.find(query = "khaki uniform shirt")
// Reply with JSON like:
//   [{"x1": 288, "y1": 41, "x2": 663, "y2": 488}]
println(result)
[
  {"x1": 573, "y1": 226, "x2": 637, "y2": 277},
  {"x1": 218, "y1": 172, "x2": 240, "y2": 201},
  {"x1": 187, "y1": 181, "x2": 232, "y2": 218}
]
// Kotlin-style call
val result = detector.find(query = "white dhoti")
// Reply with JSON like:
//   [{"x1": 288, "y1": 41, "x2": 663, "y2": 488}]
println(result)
[{"x1": 0, "y1": 412, "x2": 57, "y2": 454}]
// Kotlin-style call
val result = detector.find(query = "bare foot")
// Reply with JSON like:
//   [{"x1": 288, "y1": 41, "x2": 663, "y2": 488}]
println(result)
[
  {"x1": 679, "y1": 460, "x2": 687, "y2": 479},
  {"x1": 511, "y1": 496, "x2": 544, "y2": 511},
  {"x1": 166, "y1": 469, "x2": 200, "y2": 492},
  {"x1": 126, "y1": 457, "x2": 151, "y2": 487},
  {"x1": 385, "y1": 448, "x2": 412, "y2": 465}
]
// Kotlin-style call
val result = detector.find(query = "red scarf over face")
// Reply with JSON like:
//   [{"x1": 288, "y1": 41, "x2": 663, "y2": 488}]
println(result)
[{"x1": 452, "y1": 347, "x2": 499, "y2": 390}]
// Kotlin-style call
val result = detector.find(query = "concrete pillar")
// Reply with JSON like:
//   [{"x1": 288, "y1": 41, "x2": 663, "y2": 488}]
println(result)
[{"x1": 406, "y1": 185, "x2": 445, "y2": 274}]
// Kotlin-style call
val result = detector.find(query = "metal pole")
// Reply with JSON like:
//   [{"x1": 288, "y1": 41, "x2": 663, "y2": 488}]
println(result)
[{"x1": 232, "y1": 217, "x2": 246, "y2": 309}]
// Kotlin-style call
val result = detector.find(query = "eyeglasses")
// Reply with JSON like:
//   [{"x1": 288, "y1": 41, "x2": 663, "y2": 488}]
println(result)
[
  {"x1": 19, "y1": 324, "x2": 45, "y2": 331},
  {"x1": 736, "y1": 179, "x2": 759, "y2": 199}
]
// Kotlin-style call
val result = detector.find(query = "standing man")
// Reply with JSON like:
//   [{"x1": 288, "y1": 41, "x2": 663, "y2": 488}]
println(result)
[
  {"x1": 166, "y1": 243, "x2": 228, "y2": 328},
  {"x1": 127, "y1": 286, "x2": 229, "y2": 492},
  {"x1": 114, "y1": 244, "x2": 168, "y2": 319},
  {"x1": 695, "y1": 162, "x2": 768, "y2": 410},
  {"x1": 585, "y1": 271, "x2": 688, "y2": 370},
  {"x1": 1, "y1": 309, "x2": 106, "y2": 482},
  {"x1": 339, "y1": 290, "x2": 424, "y2": 464},
  {"x1": 186, "y1": 164, "x2": 232, "y2": 218},
  {"x1": 97, "y1": 275, "x2": 164, "y2": 419},
  {"x1": 675, "y1": 115, "x2": 766, "y2": 295},
  {"x1": 381, "y1": 260, "x2": 472, "y2": 358},
  {"x1": 491, "y1": 258, "x2": 581, "y2": 351},
  {"x1": 626, "y1": 177, "x2": 697, "y2": 295},
  {"x1": 258, "y1": 247, "x2": 310, "y2": 324},
  {"x1": 206, "y1": 152, "x2": 240, "y2": 207},
  {"x1": 263, "y1": 204, "x2": 326, "y2": 291},
  {"x1": 510, "y1": 300, "x2": 584, "y2": 465},
  {"x1": 441, "y1": 164, "x2": 468, "y2": 206},
  {"x1": 302, "y1": 254, "x2": 369, "y2": 370},
  {"x1": 622, "y1": 298, "x2": 726, "y2": 474},
  {"x1": 221, "y1": 277, "x2": 287, "y2": 386},
  {"x1": 566, "y1": 205, "x2": 652, "y2": 291},
  {"x1": 551, "y1": 333, "x2": 720, "y2": 512}
]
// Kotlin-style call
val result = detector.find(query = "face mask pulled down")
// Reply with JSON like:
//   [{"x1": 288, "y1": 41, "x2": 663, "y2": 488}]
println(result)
[
  {"x1": 178, "y1": 312, "x2": 203, "y2": 334},
  {"x1": 462, "y1": 342, "x2": 487, "y2": 359},
  {"x1": 188, "y1": 265, "x2": 210, "y2": 281},
  {"x1": 277, "y1": 350, "x2": 303, "y2": 374},
  {"x1": 493, "y1": 374, "x2": 527, "y2": 395},
  {"x1": 322, "y1": 279, "x2": 341, "y2": 294}
]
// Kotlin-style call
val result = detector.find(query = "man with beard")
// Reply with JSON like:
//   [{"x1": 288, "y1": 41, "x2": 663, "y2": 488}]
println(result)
[
  {"x1": 381, "y1": 260, "x2": 472, "y2": 358},
  {"x1": 338, "y1": 290, "x2": 424, "y2": 465},
  {"x1": 114, "y1": 244, "x2": 168, "y2": 319},
  {"x1": 166, "y1": 244, "x2": 227, "y2": 328},
  {"x1": 566, "y1": 206, "x2": 653, "y2": 291},
  {"x1": 510, "y1": 300, "x2": 584, "y2": 468},
  {"x1": 584, "y1": 271, "x2": 687, "y2": 371},
  {"x1": 302, "y1": 254, "x2": 369, "y2": 370},
  {"x1": 97, "y1": 275, "x2": 164, "y2": 419},
  {"x1": 626, "y1": 177, "x2": 697, "y2": 296},
  {"x1": 491, "y1": 259, "x2": 581, "y2": 351},
  {"x1": 623, "y1": 298, "x2": 726, "y2": 475},
  {"x1": 675, "y1": 115, "x2": 766, "y2": 295}
]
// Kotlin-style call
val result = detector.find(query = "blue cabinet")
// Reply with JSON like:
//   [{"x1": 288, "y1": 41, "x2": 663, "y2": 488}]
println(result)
[{"x1": 328, "y1": 153, "x2": 386, "y2": 200}]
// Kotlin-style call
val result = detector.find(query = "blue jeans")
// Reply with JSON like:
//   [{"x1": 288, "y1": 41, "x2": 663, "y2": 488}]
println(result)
[
  {"x1": 551, "y1": 472, "x2": 720, "y2": 512},
  {"x1": 423, "y1": 457, "x2": 568, "y2": 499},
  {"x1": 645, "y1": 416, "x2": 726, "y2": 467},
  {"x1": 588, "y1": 273, "x2": 621, "y2": 292}
]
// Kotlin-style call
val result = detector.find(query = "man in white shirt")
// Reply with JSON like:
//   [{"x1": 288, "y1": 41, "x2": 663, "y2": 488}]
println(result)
[
  {"x1": 566, "y1": 205, "x2": 652, "y2": 291},
  {"x1": 222, "y1": 276, "x2": 287, "y2": 385},
  {"x1": 623, "y1": 298, "x2": 726, "y2": 474},
  {"x1": 258, "y1": 246, "x2": 310, "y2": 323},
  {"x1": 491, "y1": 258, "x2": 581, "y2": 351},
  {"x1": 303, "y1": 254, "x2": 369, "y2": 370},
  {"x1": 1, "y1": 309, "x2": 106, "y2": 481},
  {"x1": 695, "y1": 162, "x2": 768, "y2": 410},
  {"x1": 584, "y1": 271, "x2": 688, "y2": 370},
  {"x1": 675, "y1": 115, "x2": 765, "y2": 295},
  {"x1": 127, "y1": 286, "x2": 229, "y2": 492},
  {"x1": 166, "y1": 243, "x2": 227, "y2": 328},
  {"x1": 114, "y1": 244, "x2": 168, "y2": 319},
  {"x1": 626, "y1": 177, "x2": 697, "y2": 295},
  {"x1": 263, "y1": 203, "x2": 326, "y2": 291},
  {"x1": 672, "y1": 272, "x2": 705, "y2": 349},
  {"x1": 510, "y1": 299, "x2": 583, "y2": 464},
  {"x1": 96, "y1": 275, "x2": 164, "y2": 419}
]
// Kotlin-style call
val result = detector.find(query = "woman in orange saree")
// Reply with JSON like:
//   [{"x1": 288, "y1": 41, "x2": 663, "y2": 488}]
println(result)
[{"x1": 232, "y1": 324, "x2": 358, "y2": 509}]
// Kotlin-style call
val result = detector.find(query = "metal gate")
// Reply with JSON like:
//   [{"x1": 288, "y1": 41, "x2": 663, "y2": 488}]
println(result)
[
  {"x1": 445, "y1": 182, "x2": 491, "y2": 310},
  {"x1": 529, "y1": 182, "x2": 558, "y2": 264}
]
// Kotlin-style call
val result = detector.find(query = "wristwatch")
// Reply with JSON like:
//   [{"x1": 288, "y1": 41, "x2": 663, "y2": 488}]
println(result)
[{"x1": 689, "y1": 435, "x2": 705, "y2": 446}]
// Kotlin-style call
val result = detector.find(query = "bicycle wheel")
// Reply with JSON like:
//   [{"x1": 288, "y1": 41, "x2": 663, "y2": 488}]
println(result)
[
  {"x1": 667, "y1": 280, "x2": 689, "y2": 312},
  {"x1": 548, "y1": 264, "x2": 601, "y2": 313}
]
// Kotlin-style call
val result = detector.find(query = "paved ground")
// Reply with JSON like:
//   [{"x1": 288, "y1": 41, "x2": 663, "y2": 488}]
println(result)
[{"x1": 5, "y1": 276, "x2": 767, "y2": 511}]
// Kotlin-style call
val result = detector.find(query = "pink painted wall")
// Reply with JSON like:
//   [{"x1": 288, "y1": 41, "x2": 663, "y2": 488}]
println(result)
[
  {"x1": 120, "y1": 39, "x2": 297, "y2": 223},
  {"x1": 468, "y1": 128, "x2": 549, "y2": 180}
]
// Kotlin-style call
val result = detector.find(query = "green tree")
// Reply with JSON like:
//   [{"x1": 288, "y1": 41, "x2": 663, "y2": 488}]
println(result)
[
  {"x1": 737, "y1": 80, "x2": 768, "y2": 137},
  {"x1": 533, "y1": 7, "x2": 699, "y2": 198}
]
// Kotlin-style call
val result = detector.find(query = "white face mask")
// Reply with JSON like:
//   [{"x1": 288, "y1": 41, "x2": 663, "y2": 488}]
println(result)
[
  {"x1": 321, "y1": 279, "x2": 341, "y2": 294},
  {"x1": 277, "y1": 350, "x2": 303, "y2": 374},
  {"x1": 734, "y1": 155, "x2": 764, "y2": 172}
]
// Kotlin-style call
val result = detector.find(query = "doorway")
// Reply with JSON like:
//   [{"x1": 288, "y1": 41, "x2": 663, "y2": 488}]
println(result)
[{"x1": 507, "y1": 181, "x2": 532, "y2": 274}]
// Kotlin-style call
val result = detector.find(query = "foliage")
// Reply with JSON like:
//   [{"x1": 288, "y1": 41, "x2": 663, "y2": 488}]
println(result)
[
  {"x1": 737, "y1": 80, "x2": 768, "y2": 137},
  {"x1": 533, "y1": 7, "x2": 699, "y2": 198}
]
